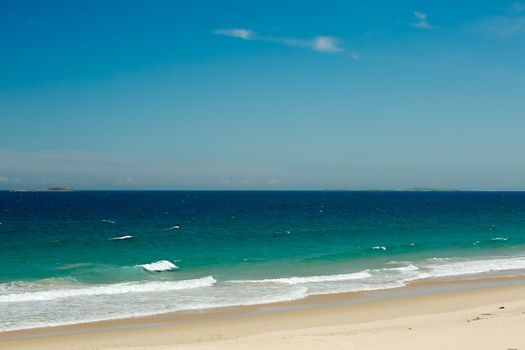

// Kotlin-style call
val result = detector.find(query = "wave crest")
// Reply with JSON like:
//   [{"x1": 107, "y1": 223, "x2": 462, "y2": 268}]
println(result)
[
  {"x1": 110, "y1": 235, "x2": 133, "y2": 240},
  {"x1": 0, "y1": 276, "x2": 216, "y2": 303},
  {"x1": 232, "y1": 271, "x2": 371, "y2": 285},
  {"x1": 138, "y1": 260, "x2": 178, "y2": 272}
]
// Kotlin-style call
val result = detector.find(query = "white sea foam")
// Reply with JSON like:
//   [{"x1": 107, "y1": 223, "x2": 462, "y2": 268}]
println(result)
[
  {"x1": 167, "y1": 225, "x2": 181, "y2": 230},
  {"x1": 138, "y1": 260, "x2": 178, "y2": 272},
  {"x1": 384, "y1": 264, "x2": 419, "y2": 273},
  {"x1": 372, "y1": 246, "x2": 387, "y2": 250},
  {"x1": 305, "y1": 281, "x2": 407, "y2": 296},
  {"x1": 101, "y1": 219, "x2": 115, "y2": 224},
  {"x1": 491, "y1": 237, "x2": 509, "y2": 241},
  {"x1": 388, "y1": 257, "x2": 525, "y2": 280},
  {"x1": 424, "y1": 256, "x2": 525, "y2": 278},
  {"x1": 110, "y1": 235, "x2": 133, "y2": 240},
  {"x1": 233, "y1": 271, "x2": 371, "y2": 285},
  {"x1": 229, "y1": 256, "x2": 525, "y2": 294},
  {"x1": 0, "y1": 284, "x2": 306, "y2": 332},
  {"x1": 0, "y1": 277, "x2": 78, "y2": 294},
  {"x1": 0, "y1": 276, "x2": 216, "y2": 303},
  {"x1": 428, "y1": 257, "x2": 452, "y2": 262},
  {"x1": 386, "y1": 260, "x2": 413, "y2": 265}
]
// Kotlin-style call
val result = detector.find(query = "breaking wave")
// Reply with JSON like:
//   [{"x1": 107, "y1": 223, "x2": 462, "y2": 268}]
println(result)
[
  {"x1": 110, "y1": 235, "x2": 133, "y2": 240},
  {"x1": 138, "y1": 260, "x2": 178, "y2": 272},
  {"x1": 0, "y1": 276, "x2": 216, "y2": 303},
  {"x1": 233, "y1": 271, "x2": 372, "y2": 285}
]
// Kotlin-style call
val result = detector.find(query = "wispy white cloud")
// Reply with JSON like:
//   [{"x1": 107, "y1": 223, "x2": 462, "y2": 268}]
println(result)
[
  {"x1": 465, "y1": 1, "x2": 525, "y2": 39},
  {"x1": 0, "y1": 175, "x2": 24, "y2": 187},
  {"x1": 311, "y1": 36, "x2": 343, "y2": 53},
  {"x1": 266, "y1": 178, "x2": 280, "y2": 186},
  {"x1": 468, "y1": 2, "x2": 525, "y2": 38},
  {"x1": 279, "y1": 35, "x2": 344, "y2": 53},
  {"x1": 213, "y1": 28, "x2": 352, "y2": 56},
  {"x1": 0, "y1": 150, "x2": 143, "y2": 187},
  {"x1": 123, "y1": 177, "x2": 139, "y2": 185},
  {"x1": 0, "y1": 150, "x2": 301, "y2": 189},
  {"x1": 350, "y1": 52, "x2": 362, "y2": 60},
  {"x1": 476, "y1": 16, "x2": 525, "y2": 37},
  {"x1": 213, "y1": 28, "x2": 254, "y2": 40},
  {"x1": 507, "y1": 1, "x2": 525, "y2": 14},
  {"x1": 411, "y1": 11, "x2": 434, "y2": 30}
]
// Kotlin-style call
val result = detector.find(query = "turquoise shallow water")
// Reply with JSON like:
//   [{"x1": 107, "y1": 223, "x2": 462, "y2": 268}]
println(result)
[{"x1": 1, "y1": 191, "x2": 525, "y2": 330}]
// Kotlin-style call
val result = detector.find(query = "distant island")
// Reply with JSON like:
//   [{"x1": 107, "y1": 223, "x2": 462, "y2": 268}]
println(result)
[
  {"x1": 10, "y1": 187, "x2": 74, "y2": 193},
  {"x1": 405, "y1": 187, "x2": 460, "y2": 192},
  {"x1": 321, "y1": 188, "x2": 461, "y2": 192}
]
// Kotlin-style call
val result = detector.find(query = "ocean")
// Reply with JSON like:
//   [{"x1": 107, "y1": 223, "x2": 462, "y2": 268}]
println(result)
[{"x1": 1, "y1": 190, "x2": 525, "y2": 331}]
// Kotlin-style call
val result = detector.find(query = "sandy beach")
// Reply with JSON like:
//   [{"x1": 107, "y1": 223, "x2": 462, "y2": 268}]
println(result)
[{"x1": 2, "y1": 277, "x2": 525, "y2": 350}]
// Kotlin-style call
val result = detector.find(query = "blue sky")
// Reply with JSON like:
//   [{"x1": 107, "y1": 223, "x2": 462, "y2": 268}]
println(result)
[{"x1": 1, "y1": 0, "x2": 524, "y2": 190}]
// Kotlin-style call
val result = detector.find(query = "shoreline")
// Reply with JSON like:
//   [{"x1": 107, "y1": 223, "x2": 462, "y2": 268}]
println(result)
[{"x1": 2, "y1": 274, "x2": 525, "y2": 349}]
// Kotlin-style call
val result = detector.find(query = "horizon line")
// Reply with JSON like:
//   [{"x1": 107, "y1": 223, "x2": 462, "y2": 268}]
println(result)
[{"x1": 2, "y1": 188, "x2": 525, "y2": 192}]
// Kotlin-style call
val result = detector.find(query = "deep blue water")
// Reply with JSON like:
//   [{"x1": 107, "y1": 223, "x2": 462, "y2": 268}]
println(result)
[{"x1": 1, "y1": 191, "x2": 525, "y2": 330}]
